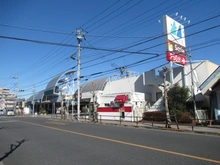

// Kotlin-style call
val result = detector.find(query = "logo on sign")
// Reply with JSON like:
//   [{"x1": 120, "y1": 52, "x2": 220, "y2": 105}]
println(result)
[
  {"x1": 171, "y1": 21, "x2": 183, "y2": 38},
  {"x1": 164, "y1": 15, "x2": 186, "y2": 47}
]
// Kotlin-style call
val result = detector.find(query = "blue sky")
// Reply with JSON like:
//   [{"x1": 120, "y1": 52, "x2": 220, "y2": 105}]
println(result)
[{"x1": 0, "y1": 0, "x2": 220, "y2": 98}]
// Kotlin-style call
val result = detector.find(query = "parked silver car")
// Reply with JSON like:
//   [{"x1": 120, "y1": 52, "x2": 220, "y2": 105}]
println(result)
[{"x1": 0, "y1": 109, "x2": 4, "y2": 115}]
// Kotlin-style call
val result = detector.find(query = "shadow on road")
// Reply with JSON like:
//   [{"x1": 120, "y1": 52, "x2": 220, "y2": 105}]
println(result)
[{"x1": 0, "y1": 139, "x2": 29, "y2": 161}]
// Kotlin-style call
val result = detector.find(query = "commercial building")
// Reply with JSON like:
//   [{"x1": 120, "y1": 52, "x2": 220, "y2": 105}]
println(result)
[{"x1": 28, "y1": 60, "x2": 219, "y2": 121}]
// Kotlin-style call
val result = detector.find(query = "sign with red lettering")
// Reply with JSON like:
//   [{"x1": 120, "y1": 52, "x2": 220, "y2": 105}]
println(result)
[
  {"x1": 163, "y1": 15, "x2": 187, "y2": 65},
  {"x1": 167, "y1": 40, "x2": 186, "y2": 56},
  {"x1": 166, "y1": 52, "x2": 186, "y2": 65}
]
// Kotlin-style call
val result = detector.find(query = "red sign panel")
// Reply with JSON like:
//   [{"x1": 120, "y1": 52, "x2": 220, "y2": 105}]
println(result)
[{"x1": 166, "y1": 52, "x2": 186, "y2": 65}]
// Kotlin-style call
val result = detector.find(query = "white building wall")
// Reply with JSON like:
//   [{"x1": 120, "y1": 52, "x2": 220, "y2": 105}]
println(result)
[
  {"x1": 172, "y1": 61, "x2": 218, "y2": 95},
  {"x1": 103, "y1": 76, "x2": 138, "y2": 94},
  {"x1": 141, "y1": 60, "x2": 218, "y2": 111},
  {"x1": 99, "y1": 95, "x2": 116, "y2": 107}
]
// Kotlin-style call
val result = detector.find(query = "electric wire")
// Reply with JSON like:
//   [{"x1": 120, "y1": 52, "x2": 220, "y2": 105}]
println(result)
[
  {"x1": 1, "y1": 1, "x2": 219, "y2": 97},
  {"x1": 80, "y1": 0, "x2": 121, "y2": 29},
  {"x1": 88, "y1": 0, "x2": 143, "y2": 32},
  {"x1": 84, "y1": 0, "x2": 134, "y2": 31}
]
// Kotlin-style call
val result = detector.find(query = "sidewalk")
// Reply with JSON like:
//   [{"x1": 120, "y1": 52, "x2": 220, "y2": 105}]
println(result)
[
  {"x1": 90, "y1": 120, "x2": 220, "y2": 136},
  {"x1": 37, "y1": 115, "x2": 220, "y2": 136}
]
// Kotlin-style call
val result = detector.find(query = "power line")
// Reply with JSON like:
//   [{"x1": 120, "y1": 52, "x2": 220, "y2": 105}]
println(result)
[
  {"x1": 88, "y1": 0, "x2": 143, "y2": 32},
  {"x1": 2, "y1": 11, "x2": 219, "y2": 96},
  {"x1": 1, "y1": 22, "x2": 219, "y2": 84},
  {"x1": 0, "y1": 35, "x2": 159, "y2": 55},
  {"x1": 3, "y1": 13, "x2": 218, "y2": 80},
  {"x1": 0, "y1": 23, "x2": 70, "y2": 35},
  {"x1": 80, "y1": 0, "x2": 121, "y2": 28},
  {"x1": 84, "y1": 0, "x2": 134, "y2": 31},
  {"x1": 16, "y1": 36, "x2": 218, "y2": 98}
]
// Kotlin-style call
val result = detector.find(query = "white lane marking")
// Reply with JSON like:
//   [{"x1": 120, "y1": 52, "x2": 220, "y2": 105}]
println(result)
[{"x1": 0, "y1": 120, "x2": 17, "y2": 123}]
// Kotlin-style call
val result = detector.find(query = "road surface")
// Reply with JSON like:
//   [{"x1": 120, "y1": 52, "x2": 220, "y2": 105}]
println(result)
[{"x1": 0, "y1": 116, "x2": 220, "y2": 165}]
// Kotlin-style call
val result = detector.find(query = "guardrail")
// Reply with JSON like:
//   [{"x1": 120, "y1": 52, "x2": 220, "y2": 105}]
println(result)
[
  {"x1": 52, "y1": 113, "x2": 142, "y2": 126},
  {"x1": 51, "y1": 113, "x2": 216, "y2": 131}
]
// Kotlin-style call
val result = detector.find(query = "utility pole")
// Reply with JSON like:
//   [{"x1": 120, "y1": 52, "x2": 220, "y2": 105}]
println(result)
[
  {"x1": 169, "y1": 61, "x2": 174, "y2": 88},
  {"x1": 72, "y1": 78, "x2": 74, "y2": 120},
  {"x1": 91, "y1": 82, "x2": 97, "y2": 122},
  {"x1": 33, "y1": 84, "x2": 35, "y2": 116},
  {"x1": 75, "y1": 29, "x2": 86, "y2": 121},
  {"x1": 188, "y1": 48, "x2": 197, "y2": 120},
  {"x1": 13, "y1": 75, "x2": 18, "y2": 110},
  {"x1": 159, "y1": 66, "x2": 171, "y2": 128},
  {"x1": 60, "y1": 88, "x2": 64, "y2": 119}
]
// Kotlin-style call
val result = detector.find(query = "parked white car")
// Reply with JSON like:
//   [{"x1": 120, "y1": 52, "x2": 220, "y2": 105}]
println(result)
[
  {"x1": 6, "y1": 109, "x2": 15, "y2": 116},
  {"x1": 0, "y1": 109, "x2": 4, "y2": 115}
]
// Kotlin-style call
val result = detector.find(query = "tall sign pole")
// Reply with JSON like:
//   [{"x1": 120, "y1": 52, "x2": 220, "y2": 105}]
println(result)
[
  {"x1": 163, "y1": 14, "x2": 188, "y2": 86},
  {"x1": 75, "y1": 29, "x2": 86, "y2": 121},
  {"x1": 188, "y1": 48, "x2": 197, "y2": 120}
]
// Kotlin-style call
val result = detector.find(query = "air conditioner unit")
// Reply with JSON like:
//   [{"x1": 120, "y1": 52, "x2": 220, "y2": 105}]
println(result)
[{"x1": 110, "y1": 101, "x2": 119, "y2": 108}]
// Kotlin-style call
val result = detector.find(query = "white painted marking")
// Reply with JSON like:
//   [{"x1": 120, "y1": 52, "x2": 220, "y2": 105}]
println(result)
[{"x1": 0, "y1": 120, "x2": 17, "y2": 123}]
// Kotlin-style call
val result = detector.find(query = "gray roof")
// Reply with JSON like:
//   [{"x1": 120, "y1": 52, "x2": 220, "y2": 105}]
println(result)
[
  {"x1": 44, "y1": 70, "x2": 75, "y2": 96},
  {"x1": 45, "y1": 74, "x2": 62, "y2": 94},
  {"x1": 28, "y1": 90, "x2": 44, "y2": 102},
  {"x1": 28, "y1": 95, "x2": 33, "y2": 102},
  {"x1": 35, "y1": 90, "x2": 45, "y2": 101},
  {"x1": 80, "y1": 77, "x2": 109, "y2": 93}
]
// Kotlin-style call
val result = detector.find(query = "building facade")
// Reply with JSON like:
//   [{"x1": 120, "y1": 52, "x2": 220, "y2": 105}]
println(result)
[
  {"x1": 28, "y1": 60, "x2": 219, "y2": 120},
  {"x1": 0, "y1": 88, "x2": 16, "y2": 113}
]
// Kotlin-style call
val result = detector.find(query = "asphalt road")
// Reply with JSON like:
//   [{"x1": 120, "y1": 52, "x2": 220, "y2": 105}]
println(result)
[{"x1": 0, "y1": 116, "x2": 220, "y2": 165}]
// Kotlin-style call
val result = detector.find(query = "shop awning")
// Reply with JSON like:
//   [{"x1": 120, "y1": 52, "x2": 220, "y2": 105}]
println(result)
[{"x1": 114, "y1": 95, "x2": 127, "y2": 103}]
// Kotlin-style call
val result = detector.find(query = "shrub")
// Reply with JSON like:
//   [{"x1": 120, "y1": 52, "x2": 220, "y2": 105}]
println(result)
[
  {"x1": 142, "y1": 111, "x2": 166, "y2": 121},
  {"x1": 39, "y1": 109, "x2": 47, "y2": 115},
  {"x1": 142, "y1": 111, "x2": 194, "y2": 123},
  {"x1": 176, "y1": 112, "x2": 193, "y2": 123}
]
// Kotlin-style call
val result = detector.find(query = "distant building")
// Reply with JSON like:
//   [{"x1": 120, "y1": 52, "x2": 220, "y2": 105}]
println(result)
[{"x1": 0, "y1": 88, "x2": 16, "y2": 111}]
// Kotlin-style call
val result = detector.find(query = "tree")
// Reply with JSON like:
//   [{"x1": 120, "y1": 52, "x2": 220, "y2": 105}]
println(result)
[
  {"x1": 167, "y1": 83, "x2": 190, "y2": 115},
  {"x1": 159, "y1": 67, "x2": 171, "y2": 128}
]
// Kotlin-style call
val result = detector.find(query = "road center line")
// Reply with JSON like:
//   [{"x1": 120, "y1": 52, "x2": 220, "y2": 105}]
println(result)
[{"x1": 19, "y1": 120, "x2": 220, "y2": 164}]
